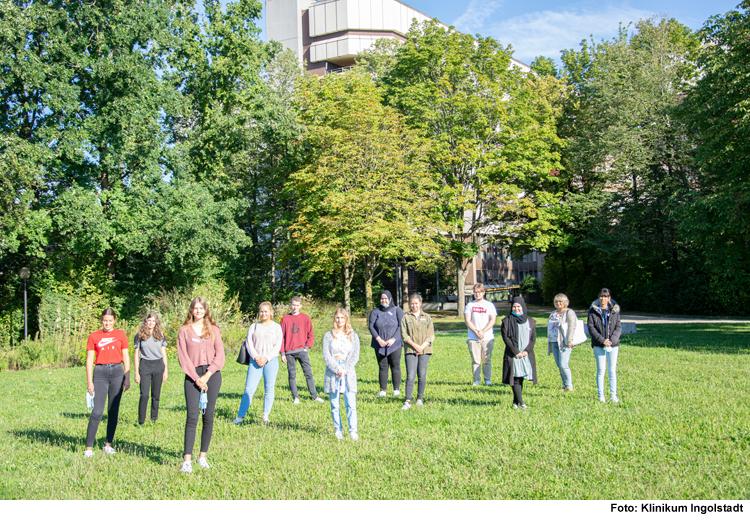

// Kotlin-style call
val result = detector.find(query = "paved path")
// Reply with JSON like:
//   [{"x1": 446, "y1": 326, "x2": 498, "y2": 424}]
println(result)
[{"x1": 563, "y1": 310, "x2": 750, "y2": 324}]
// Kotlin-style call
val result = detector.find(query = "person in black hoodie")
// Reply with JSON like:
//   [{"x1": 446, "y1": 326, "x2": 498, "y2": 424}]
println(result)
[
  {"x1": 369, "y1": 291, "x2": 404, "y2": 397},
  {"x1": 500, "y1": 296, "x2": 537, "y2": 409},
  {"x1": 586, "y1": 288, "x2": 622, "y2": 403}
]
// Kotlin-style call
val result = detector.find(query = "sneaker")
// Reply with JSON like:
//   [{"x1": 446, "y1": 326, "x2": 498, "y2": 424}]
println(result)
[
  {"x1": 349, "y1": 432, "x2": 359, "y2": 441},
  {"x1": 103, "y1": 445, "x2": 116, "y2": 455},
  {"x1": 335, "y1": 430, "x2": 343, "y2": 440},
  {"x1": 180, "y1": 460, "x2": 192, "y2": 473},
  {"x1": 293, "y1": 398, "x2": 300, "y2": 405},
  {"x1": 598, "y1": 395, "x2": 606, "y2": 402},
  {"x1": 401, "y1": 401, "x2": 411, "y2": 411},
  {"x1": 611, "y1": 395, "x2": 619, "y2": 403},
  {"x1": 473, "y1": 381, "x2": 480, "y2": 386},
  {"x1": 415, "y1": 399, "x2": 423, "y2": 406},
  {"x1": 84, "y1": 449, "x2": 94, "y2": 458},
  {"x1": 393, "y1": 389, "x2": 401, "y2": 397},
  {"x1": 262, "y1": 414, "x2": 270, "y2": 423},
  {"x1": 232, "y1": 417, "x2": 243, "y2": 424},
  {"x1": 377, "y1": 391, "x2": 387, "y2": 397},
  {"x1": 314, "y1": 397, "x2": 325, "y2": 403},
  {"x1": 197, "y1": 457, "x2": 210, "y2": 469},
  {"x1": 519, "y1": 403, "x2": 528, "y2": 409},
  {"x1": 513, "y1": 403, "x2": 519, "y2": 409},
  {"x1": 485, "y1": 381, "x2": 492, "y2": 386}
]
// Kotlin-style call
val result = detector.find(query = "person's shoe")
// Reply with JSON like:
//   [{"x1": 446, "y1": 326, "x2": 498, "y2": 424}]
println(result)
[
  {"x1": 485, "y1": 381, "x2": 492, "y2": 386},
  {"x1": 416, "y1": 399, "x2": 424, "y2": 406},
  {"x1": 293, "y1": 398, "x2": 300, "y2": 405},
  {"x1": 335, "y1": 430, "x2": 344, "y2": 440},
  {"x1": 314, "y1": 397, "x2": 325, "y2": 403},
  {"x1": 197, "y1": 457, "x2": 210, "y2": 469},
  {"x1": 262, "y1": 414, "x2": 270, "y2": 423},
  {"x1": 473, "y1": 381, "x2": 480, "y2": 386},
  {"x1": 180, "y1": 460, "x2": 192, "y2": 473},
  {"x1": 513, "y1": 403, "x2": 519, "y2": 409},
  {"x1": 103, "y1": 445, "x2": 116, "y2": 455},
  {"x1": 401, "y1": 401, "x2": 411, "y2": 411},
  {"x1": 151, "y1": 419, "x2": 157, "y2": 423},
  {"x1": 377, "y1": 391, "x2": 387, "y2": 397},
  {"x1": 84, "y1": 449, "x2": 94, "y2": 458},
  {"x1": 611, "y1": 395, "x2": 619, "y2": 403},
  {"x1": 598, "y1": 395, "x2": 606, "y2": 402},
  {"x1": 232, "y1": 417, "x2": 243, "y2": 424},
  {"x1": 349, "y1": 432, "x2": 359, "y2": 441},
  {"x1": 393, "y1": 389, "x2": 401, "y2": 397},
  {"x1": 519, "y1": 403, "x2": 528, "y2": 409}
]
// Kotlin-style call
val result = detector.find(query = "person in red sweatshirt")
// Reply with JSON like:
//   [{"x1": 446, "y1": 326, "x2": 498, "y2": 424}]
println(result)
[{"x1": 280, "y1": 296, "x2": 324, "y2": 404}]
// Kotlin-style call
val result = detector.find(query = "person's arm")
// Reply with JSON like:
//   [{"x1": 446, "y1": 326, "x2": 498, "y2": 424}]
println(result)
[
  {"x1": 565, "y1": 309, "x2": 577, "y2": 348},
  {"x1": 122, "y1": 347, "x2": 131, "y2": 391},
  {"x1": 246, "y1": 324, "x2": 259, "y2": 360},
  {"x1": 423, "y1": 314, "x2": 435, "y2": 349},
  {"x1": 587, "y1": 309, "x2": 604, "y2": 344},
  {"x1": 177, "y1": 327, "x2": 199, "y2": 382},
  {"x1": 161, "y1": 344, "x2": 168, "y2": 381},
  {"x1": 133, "y1": 336, "x2": 141, "y2": 384},
  {"x1": 369, "y1": 310, "x2": 386, "y2": 347},
  {"x1": 305, "y1": 315, "x2": 314, "y2": 350},
  {"x1": 401, "y1": 317, "x2": 421, "y2": 352},
  {"x1": 525, "y1": 320, "x2": 537, "y2": 353},
  {"x1": 280, "y1": 317, "x2": 288, "y2": 363},
  {"x1": 483, "y1": 315, "x2": 497, "y2": 334},
  {"x1": 321, "y1": 333, "x2": 340, "y2": 374},
  {"x1": 609, "y1": 308, "x2": 622, "y2": 344},
  {"x1": 266, "y1": 324, "x2": 283, "y2": 362},
  {"x1": 347, "y1": 332, "x2": 360, "y2": 370},
  {"x1": 86, "y1": 350, "x2": 95, "y2": 395},
  {"x1": 500, "y1": 319, "x2": 521, "y2": 357},
  {"x1": 205, "y1": 326, "x2": 226, "y2": 375},
  {"x1": 464, "y1": 309, "x2": 479, "y2": 337}
]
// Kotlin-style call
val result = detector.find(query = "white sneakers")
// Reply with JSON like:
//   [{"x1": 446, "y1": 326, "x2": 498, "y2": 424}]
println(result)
[
  {"x1": 393, "y1": 389, "x2": 401, "y2": 397},
  {"x1": 293, "y1": 398, "x2": 300, "y2": 405},
  {"x1": 473, "y1": 381, "x2": 480, "y2": 386},
  {"x1": 262, "y1": 414, "x2": 270, "y2": 423},
  {"x1": 335, "y1": 430, "x2": 344, "y2": 440},
  {"x1": 416, "y1": 399, "x2": 423, "y2": 406},
  {"x1": 377, "y1": 391, "x2": 387, "y2": 397},
  {"x1": 197, "y1": 457, "x2": 210, "y2": 469},
  {"x1": 349, "y1": 432, "x2": 359, "y2": 441},
  {"x1": 401, "y1": 401, "x2": 411, "y2": 411},
  {"x1": 485, "y1": 381, "x2": 492, "y2": 386},
  {"x1": 232, "y1": 417, "x2": 243, "y2": 424},
  {"x1": 180, "y1": 460, "x2": 192, "y2": 473},
  {"x1": 103, "y1": 445, "x2": 116, "y2": 455},
  {"x1": 83, "y1": 449, "x2": 94, "y2": 458},
  {"x1": 314, "y1": 397, "x2": 325, "y2": 403},
  {"x1": 611, "y1": 395, "x2": 620, "y2": 403}
]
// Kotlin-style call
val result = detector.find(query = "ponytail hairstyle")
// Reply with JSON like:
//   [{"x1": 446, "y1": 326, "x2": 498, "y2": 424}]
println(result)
[
  {"x1": 182, "y1": 297, "x2": 216, "y2": 339},
  {"x1": 101, "y1": 308, "x2": 117, "y2": 320},
  {"x1": 138, "y1": 311, "x2": 164, "y2": 341}
]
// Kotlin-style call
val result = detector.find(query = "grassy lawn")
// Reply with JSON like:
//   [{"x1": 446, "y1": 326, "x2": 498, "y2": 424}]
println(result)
[{"x1": 0, "y1": 320, "x2": 748, "y2": 499}]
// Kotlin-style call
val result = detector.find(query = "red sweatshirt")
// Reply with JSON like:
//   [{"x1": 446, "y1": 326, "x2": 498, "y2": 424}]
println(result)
[{"x1": 280, "y1": 313, "x2": 314, "y2": 354}]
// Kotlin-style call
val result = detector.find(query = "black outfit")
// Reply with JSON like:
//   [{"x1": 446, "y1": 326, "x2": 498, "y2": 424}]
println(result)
[
  {"x1": 286, "y1": 349, "x2": 319, "y2": 399},
  {"x1": 85, "y1": 363, "x2": 125, "y2": 447},
  {"x1": 138, "y1": 359, "x2": 165, "y2": 424},
  {"x1": 184, "y1": 365, "x2": 222, "y2": 456},
  {"x1": 369, "y1": 290, "x2": 404, "y2": 391},
  {"x1": 500, "y1": 296, "x2": 538, "y2": 388},
  {"x1": 586, "y1": 300, "x2": 622, "y2": 347}
]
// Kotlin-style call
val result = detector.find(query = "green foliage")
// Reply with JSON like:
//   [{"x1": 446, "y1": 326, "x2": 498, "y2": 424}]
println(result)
[
  {"x1": 519, "y1": 276, "x2": 542, "y2": 293},
  {"x1": 530, "y1": 56, "x2": 559, "y2": 78}
]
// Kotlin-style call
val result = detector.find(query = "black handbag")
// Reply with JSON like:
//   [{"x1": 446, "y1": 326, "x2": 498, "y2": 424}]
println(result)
[{"x1": 236, "y1": 340, "x2": 250, "y2": 365}]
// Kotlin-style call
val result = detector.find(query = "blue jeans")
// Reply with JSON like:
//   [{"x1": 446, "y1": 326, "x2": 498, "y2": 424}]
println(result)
[
  {"x1": 330, "y1": 360, "x2": 357, "y2": 433},
  {"x1": 238, "y1": 357, "x2": 279, "y2": 418},
  {"x1": 593, "y1": 346, "x2": 618, "y2": 398},
  {"x1": 551, "y1": 342, "x2": 573, "y2": 389}
]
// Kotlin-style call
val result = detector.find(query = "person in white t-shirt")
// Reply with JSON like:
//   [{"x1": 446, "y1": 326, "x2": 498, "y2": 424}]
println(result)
[{"x1": 463, "y1": 283, "x2": 498, "y2": 386}]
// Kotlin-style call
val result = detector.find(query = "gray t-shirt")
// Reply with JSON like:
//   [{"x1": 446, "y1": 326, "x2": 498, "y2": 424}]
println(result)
[{"x1": 134, "y1": 334, "x2": 167, "y2": 360}]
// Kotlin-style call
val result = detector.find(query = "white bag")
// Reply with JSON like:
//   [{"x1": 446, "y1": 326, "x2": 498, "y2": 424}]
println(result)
[{"x1": 571, "y1": 319, "x2": 588, "y2": 346}]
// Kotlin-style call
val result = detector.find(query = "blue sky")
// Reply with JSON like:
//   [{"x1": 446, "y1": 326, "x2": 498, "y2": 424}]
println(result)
[{"x1": 251, "y1": 0, "x2": 742, "y2": 65}]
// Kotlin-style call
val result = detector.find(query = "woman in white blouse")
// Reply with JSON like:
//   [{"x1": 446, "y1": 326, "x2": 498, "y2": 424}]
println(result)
[
  {"x1": 322, "y1": 308, "x2": 360, "y2": 440},
  {"x1": 233, "y1": 302, "x2": 282, "y2": 424}
]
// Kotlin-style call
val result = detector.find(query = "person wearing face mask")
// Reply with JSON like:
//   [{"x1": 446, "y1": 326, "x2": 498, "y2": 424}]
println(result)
[
  {"x1": 369, "y1": 290, "x2": 404, "y2": 397},
  {"x1": 400, "y1": 293, "x2": 435, "y2": 410},
  {"x1": 501, "y1": 297, "x2": 537, "y2": 409},
  {"x1": 133, "y1": 311, "x2": 168, "y2": 425},
  {"x1": 587, "y1": 288, "x2": 622, "y2": 403}
]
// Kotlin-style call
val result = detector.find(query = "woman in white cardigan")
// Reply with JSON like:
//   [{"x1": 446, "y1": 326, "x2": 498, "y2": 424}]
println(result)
[
  {"x1": 233, "y1": 302, "x2": 283, "y2": 424},
  {"x1": 547, "y1": 293, "x2": 578, "y2": 391},
  {"x1": 322, "y1": 308, "x2": 360, "y2": 440}
]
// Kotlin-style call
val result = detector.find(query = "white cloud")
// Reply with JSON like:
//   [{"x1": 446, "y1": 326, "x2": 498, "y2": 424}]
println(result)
[
  {"x1": 485, "y1": 6, "x2": 658, "y2": 64},
  {"x1": 453, "y1": 0, "x2": 505, "y2": 35}
]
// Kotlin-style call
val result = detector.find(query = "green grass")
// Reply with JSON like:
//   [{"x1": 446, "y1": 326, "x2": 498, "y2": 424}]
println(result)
[{"x1": 0, "y1": 321, "x2": 748, "y2": 499}]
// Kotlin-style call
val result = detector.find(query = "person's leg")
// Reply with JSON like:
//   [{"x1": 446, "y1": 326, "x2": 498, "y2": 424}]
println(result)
[
  {"x1": 105, "y1": 364, "x2": 124, "y2": 444},
  {"x1": 404, "y1": 353, "x2": 417, "y2": 401},
  {"x1": 199, "y1": 370, "x2": 222, "y2": 455},
  {"x1": 607, "y1": 346, "x2": 619, "y2": 399},
  {"x1": 261, "y1": 357, "x2": 280, "y2": 416},
  {"x1": 138, "y1": 361, "x2": 151, "y2": 425},
  {"x1": 343, "y1": 391, "x2": 357, "y2": 433},
  {"x1": 329, "y1": 389, "x2": 342, "y2": 431},
  {"x1": 551, "y1": 342, "x2": 564, "y2": 388},
  {"x1": 150, "y1": 360, "x2": 165, "y2": 422},
  {"x1": 467, "y1": 341, "x2": 482, "y2": 383},
  {"x1": 286, "y1": 351, "x2": 299, "y2": 400},
  {"x1": 482, "y1": 339, "x2": 494, "y2": 383},
  {"x1": 416, "y1": 354, "x2": 431, "y2": 401},
  {"x1": 85, "y1": 365, "x2": 109, "y2": 448},
  {"x1": 388, "y1": 348, "x2": 402, "y2": 390},
  {"x1": 375, "y1": 351, "x2": 389, "y2": 391},
  {"x1": 296, "y1": 351, "x2": 319, "y2": 399},
  {"x1": 237, "y1": 359, "x2": 264, "y2": 418},
  {"x1": 559, "y1": 346, "x2": 573, "y2": 389},
  {"x1": 593, "y1": 347, "x2": 606, "y2": 399},
  {"x1": 513, "y1": 377, "x2": 525, "y2": 405},
  {"x1": 184, "y1": 375, "x2": 201, "y2": 457}
]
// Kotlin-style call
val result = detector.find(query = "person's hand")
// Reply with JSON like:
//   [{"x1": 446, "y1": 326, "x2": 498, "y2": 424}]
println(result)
[
  {"x1": 256, "y1": 357, "x2": 268, "y2": 367},
  {"x1": 196, "y1": 378, "x2": 207, "y2": 391},
  {"x1": 516, "y1": 351, "x2": 528, "y2": 359},
  {"x1": 336, "y1": 369, "x2": 345, "y2": 378},
  {"x1": 413, "y1": 344, "x2": 424, "y2": 354},
  {"x1": 135, "y1": 372, "x2": 141, "y2": 384},
  {"x1": 88, "y1": 381, "x2": 95, "y2": 396},
  {"x1": 566, "y1": 341, "x2": 573, "y2": 348},
  {"x1": 123, "y1": 378, "x2": 131, "y2": 392},
  {"x1": 281, "y1": 355, "x2": 287, "y2": 364},
  {"x1": 476, "y1": 330, "x2": 485, "y2": 340},
  {"x1": 386, "y1": 338, "x2": 395, "y2": 347},
  {"x1": 604, "y1": 339, "x2": 612, "y2": 347},
  {"x1": 162, "y1": 370, "x2": 168, "y2": 382},
  {"x1": 376, "y1": 337, "x2": 386, "y2": 347}
]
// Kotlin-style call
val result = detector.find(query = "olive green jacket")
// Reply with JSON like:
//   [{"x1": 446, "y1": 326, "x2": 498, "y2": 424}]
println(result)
[{"x1": 400, "y1": 311, "x2": 435, "y2": 355}]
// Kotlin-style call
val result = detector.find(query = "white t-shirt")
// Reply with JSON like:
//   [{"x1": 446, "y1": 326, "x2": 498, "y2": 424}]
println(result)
[{"x1": 464, "y1": 300, "x2": 497, "y2": 341}]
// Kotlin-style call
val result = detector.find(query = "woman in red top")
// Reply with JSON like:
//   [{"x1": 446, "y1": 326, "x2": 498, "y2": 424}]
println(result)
[
  {"x1": 177, "y1": 297, "x2": 225, "y2": 473},
  {"x1": 84, "y1": 308, "x2": 130, "y2": 457}
]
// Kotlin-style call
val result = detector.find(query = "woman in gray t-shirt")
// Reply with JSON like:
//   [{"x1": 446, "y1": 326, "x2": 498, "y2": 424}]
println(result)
[{"x1": 134, "y1": 312, "x2": 168, "y2": 425}]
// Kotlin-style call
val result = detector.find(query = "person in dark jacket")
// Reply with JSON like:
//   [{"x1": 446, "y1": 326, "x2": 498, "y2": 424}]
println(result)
[
  {"x1": 586, "y1": 288, "x2": 622, "y2": 403},
  {"x1": 501, "y1": 297, "x2": 537, "y2": 409},
  {"x1": 369, "y1": 290, "x2": 404, "y2": 397}
]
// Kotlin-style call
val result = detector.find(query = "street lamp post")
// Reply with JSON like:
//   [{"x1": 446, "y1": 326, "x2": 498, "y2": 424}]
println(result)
[{"x1": 19, "y1": 268, "x2": 30, "y2": 345}]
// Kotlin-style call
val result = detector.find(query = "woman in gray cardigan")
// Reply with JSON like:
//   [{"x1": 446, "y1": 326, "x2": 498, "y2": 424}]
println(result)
[
  {"x1": 547, "y1": 293, "x2": 578, "y2": 391},
  {"x1": 322, "y1": 308, "x2": 360, "y2": 440}
]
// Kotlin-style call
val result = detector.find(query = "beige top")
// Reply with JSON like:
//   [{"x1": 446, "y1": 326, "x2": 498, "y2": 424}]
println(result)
[{"x1": 400, "y1": 311, "x2": 435, "y2": 355}]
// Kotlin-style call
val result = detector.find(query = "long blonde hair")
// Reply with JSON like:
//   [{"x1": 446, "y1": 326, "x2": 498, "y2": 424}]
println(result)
[
  {"x1": 138, "y1": 311, "x2": 164, "y2": 341},
  {"x1": 182, "y1": 297, "x2": 216, "y2": 339},
  {"x1": 331, "y1": 308, "x2": 353, "y2": 341}
]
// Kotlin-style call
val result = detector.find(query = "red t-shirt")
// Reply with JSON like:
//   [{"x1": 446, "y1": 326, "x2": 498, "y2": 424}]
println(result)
[{"x1": 87, "y1": 329, "x2": 129, "y2": 365}]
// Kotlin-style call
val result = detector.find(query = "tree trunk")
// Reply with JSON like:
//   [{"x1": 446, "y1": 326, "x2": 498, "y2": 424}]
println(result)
[
  {"x1": 364, "y1": 256, "x2": 376, "y2": 316},
  {"x1": 341, "y1": 260, "x2": 354, "y2": 314},
  {"x1": 456, "y1": 255, "x2": 469, "y2": 315},
  {"x1": 400, "y1": 259, "x2": 409, "y2": 311}
]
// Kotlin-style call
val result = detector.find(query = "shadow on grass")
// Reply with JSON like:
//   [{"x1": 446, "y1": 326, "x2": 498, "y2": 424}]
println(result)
[
  {"x1": 61, "y1": 412, "x2": 90, "y2": 420},
  {"x1": 620, "y1": 323, "x2": 750, "y2": 354},
  {"x1": 9, "y1": 428, "x2": 182, "y2": 464}
]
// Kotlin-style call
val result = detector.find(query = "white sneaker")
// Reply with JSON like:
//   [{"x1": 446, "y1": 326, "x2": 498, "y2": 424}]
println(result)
[
  {"x1": 262, "y1": 414, "x2": 270, "y2": 423},
  {"x1": 377, "y1": 391, "x2": 387, "y2": 397},
  {"x1": 416, "y1": 399, "x2": 423, "y2": 406},
  {"x1": 611, "y1": 395, "x2": 620, "y2": 403},
  {"x1": 473, "y1": 381, "x2": 480, "y2": 386},
  {"x1": 293, "y1": 398, "x2": 300, "y2": 405},
  {"x1": 84, "y1": 450, "x2": 94, "y2": 458},
  {"x1": 485, "y1": 381, "x2": 492, "y2": 386},
  {"x1": 393, "y1": 389, "x2": 401, "y2": 397},
  {"x1": 197, "y1": 457, "x2": 210, "y2": 469},
  {"x1": 349, "y1": 432, "x2": 359, "y2": 441},
  {"x1": 180, "y1": 460, "x2": 192, "y2": 473},
  {"x1": 401, "y1": 401, "x2": 411, "y2": 411},
  {"x1": 103, "y1": 445, "x2": 116, "y2": 455},
  {"x1": 232, "y1": 417, "x2": 243, "y2": 424},
  {"x1": 598, "y1": 395, "x2": 606, "y2": 402},
  {"x1": 335, "y1": 430, "x2": 344, "y2": 440},
  {"x1": 314, "y1": 397, "x2": 325, "y2": 403}
]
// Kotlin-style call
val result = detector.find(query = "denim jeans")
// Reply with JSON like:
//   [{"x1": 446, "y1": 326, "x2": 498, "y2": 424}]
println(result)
[
  {"x1": 593, "y1": 346, "x2": 619, "y2": 398},
  {"x1": 551, "y1": 342, "x2": 573, "y2": 389},
  {"x1": 85, "y1": 363, "x2": 124, "y2": 447},
  {"x1": 404, "y1": 353, "x2": 430, "y2": 401},
  {"x1": 238, "y1": 357, "x2": 279, "y2": 418}
]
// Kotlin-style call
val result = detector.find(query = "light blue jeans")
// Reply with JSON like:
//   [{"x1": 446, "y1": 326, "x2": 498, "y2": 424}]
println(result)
[
  {"x1": 238, "y1": 357, "x2": 279, "y2": 418},
  {"x1": 330, "y1": 359, "x2": 357, "y2": 433},
  {"x1": 593, "y1": 346, "x2": 618, "y2": 398},
  {"x1": 551, "y1": 342, "x2": 573, "y2": 389}
]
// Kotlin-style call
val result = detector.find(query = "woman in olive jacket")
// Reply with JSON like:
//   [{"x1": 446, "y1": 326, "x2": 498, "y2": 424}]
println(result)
[
  {"x1": 501, "y1": 297, "x2": 537, "y2": 409},
  {"x1": 586, "y1": 288, "x2": 622, "y2": 403}
]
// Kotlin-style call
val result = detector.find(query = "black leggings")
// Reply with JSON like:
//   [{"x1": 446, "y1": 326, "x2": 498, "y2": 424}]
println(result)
[
  {"x1": 375, "y1": 348, "x2": 402, "y2": 391},
  {"x1": 512, "y1": 377, "x2": 525, "y2": 405},
  {"x1": 184, "y1": 365, "x2": 222, "y2": 456},
  {"x1": 405, "y1": 353, "x2": 430, "y2": 401},
  {"x1": 138, "y1": 358, "x2": 164, "y2": 424},
  {"x1": 86, "y1": 363, "x2": 125, "y2": 447}
]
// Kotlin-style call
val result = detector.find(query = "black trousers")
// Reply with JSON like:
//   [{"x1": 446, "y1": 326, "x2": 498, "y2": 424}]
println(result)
[
  {"x1": 512, "y1": 377, "x2": 525, "y2": 405},
  {"x1": 375, "y1": 348, "x2": 402, "y2": 391},
  {"x1": 184, "y1": 365, "x2": 222, "y2": 456},
  {"x1": 405, "y1": 353, "x2": 430, "y2": 401},
  {"x1": 138, "y1": 358, "x2": 165, "y2": 424},
  {"x1": 86, "y1": 363, "x2": 124, "y2": 447},
  {"x1": 286, "y1": 350, "x2": 319, "y2": 399}
]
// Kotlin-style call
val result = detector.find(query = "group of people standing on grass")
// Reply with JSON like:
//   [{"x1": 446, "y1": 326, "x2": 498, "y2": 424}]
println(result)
[{"x1": 81, "y1": 285, "x2": 622, "y2": 471}]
